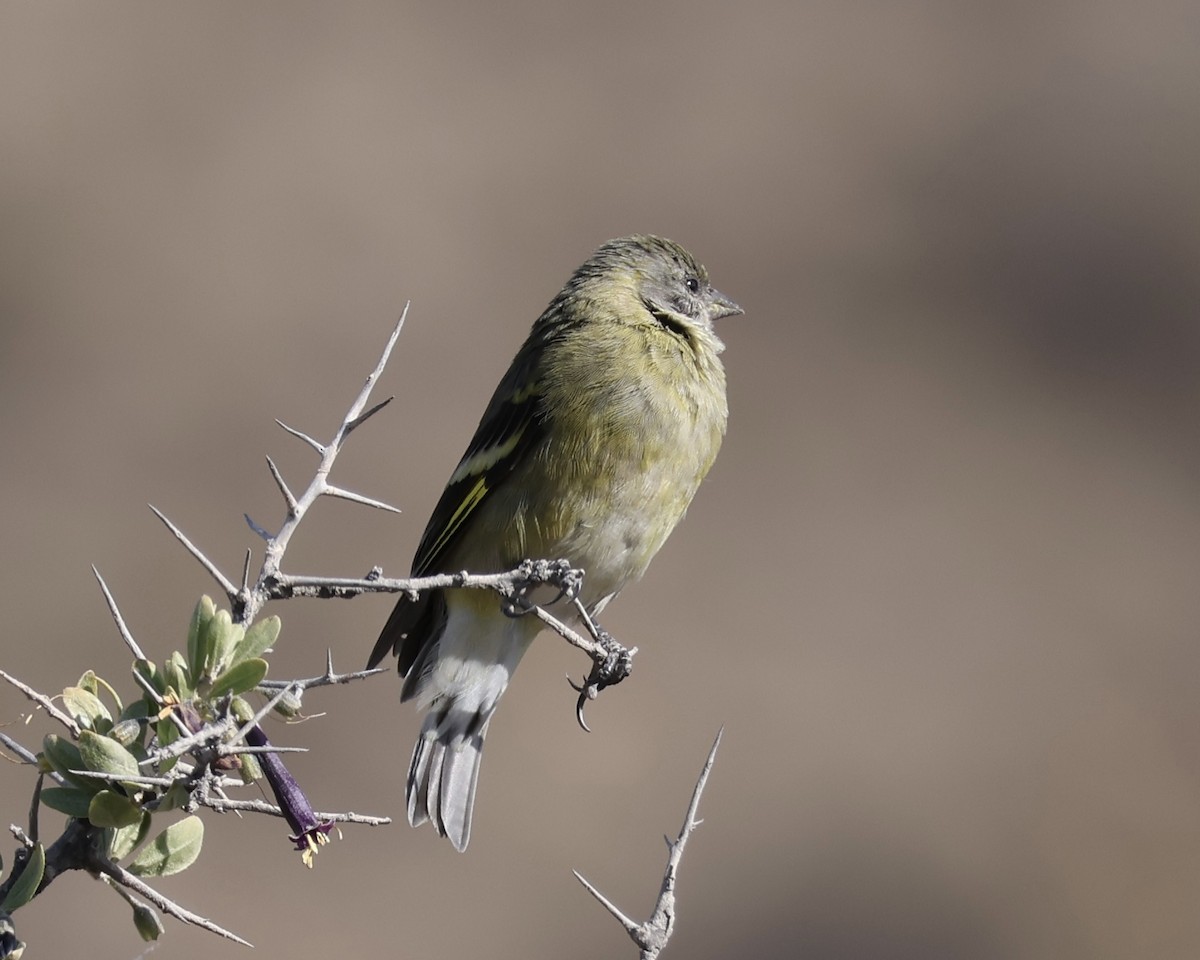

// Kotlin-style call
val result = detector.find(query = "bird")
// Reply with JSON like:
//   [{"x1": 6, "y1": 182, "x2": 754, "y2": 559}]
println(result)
[{"x1": 368, "y1": 235, "x2": 740, "y2": 851}]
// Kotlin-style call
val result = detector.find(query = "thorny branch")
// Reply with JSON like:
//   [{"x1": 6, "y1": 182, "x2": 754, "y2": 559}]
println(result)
[
  {"x1": 267, "y1": 558, "x2": 637, "y2": 723},
  {"x1": 2, "y1": 306, "x2": 652, "y2": 954},
  {"x1": 148, "y1": 302, "x2": 635, "y2": 725},
  {"x1": 574, "y1": 729, "x2": 724, "y2": 959},
  {"x1": 94, "y1": 855, "x2": 252, "y2": 946},
  {"x1": 0, "y1": 313, "x2": 428, "y2": 947},
  {"x1": 0, "y1": 643, "x2": 390, "y2": 946}
]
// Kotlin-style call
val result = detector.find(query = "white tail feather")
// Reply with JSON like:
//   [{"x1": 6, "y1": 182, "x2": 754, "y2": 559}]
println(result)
[{"x1": 404, "y1": 603, "x2": 536, "y2": 850}]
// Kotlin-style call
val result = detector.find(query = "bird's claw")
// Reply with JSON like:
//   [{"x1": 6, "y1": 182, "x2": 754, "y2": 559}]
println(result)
[
  {"x1": 567, "y1": 628, "x2": 634, "y2": 732},
  {"x1": 502, "y1": 559, "x2": 585, "y2": 616},
  {"x1": 573, "y1": 682, "x2": 596, "y2": 733}
]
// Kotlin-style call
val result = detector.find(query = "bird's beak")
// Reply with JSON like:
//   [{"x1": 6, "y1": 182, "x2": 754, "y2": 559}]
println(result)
[{"x1": 708, "y1": 288, "x2": 743, "y2": 321}]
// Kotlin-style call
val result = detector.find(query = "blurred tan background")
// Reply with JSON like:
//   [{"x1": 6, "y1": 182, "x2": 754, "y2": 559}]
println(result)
[{"x1": 2, "y1": 2, "x2": 1199, "y2": 958}]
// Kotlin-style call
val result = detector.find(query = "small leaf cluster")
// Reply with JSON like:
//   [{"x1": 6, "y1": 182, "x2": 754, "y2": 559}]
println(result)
[{"x1": 26, "y1": 597, "x2": 280, "y2": 940}]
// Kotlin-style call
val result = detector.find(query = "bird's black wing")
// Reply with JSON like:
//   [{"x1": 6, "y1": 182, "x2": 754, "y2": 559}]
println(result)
[{"x1": 367, "y1": 331, "x2": 552, "y2": 675}]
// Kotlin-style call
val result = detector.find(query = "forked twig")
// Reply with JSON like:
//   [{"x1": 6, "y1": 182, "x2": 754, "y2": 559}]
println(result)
[{"x1": 574, "y1": 728, "x2": 724, "y2": 958}]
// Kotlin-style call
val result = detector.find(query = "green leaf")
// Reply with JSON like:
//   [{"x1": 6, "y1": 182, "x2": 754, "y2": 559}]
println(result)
[
  {"x1": 62, "y1": 686, "x2": 112, "y2": 730},
  {"x1": 157, "y1": 781, "x2": 190, "y2": 813},
  {"x1": 209, "y1": 658, "x2": 268, "y2": 700},
  {"x1": 155, "y1": 716, "x2": 181, "y2": 774},
  {"x1": 77, "y1": 730, "x2": 141, "y2": 788},
  {"x1": 40, "y1": 787, "x2": 94, "y2": 819},
  {"x1": 207, "y1": 608, "x2": 245, "y2": 680},
  {"x1": 120, "y1": 698, "x2": 153, "y2": 723},
  {"x1": 107, "y1": 811, "x2": 151, "y2": 861},
  {"x1": 0, "y1": 842, "x2": 44, "y2": 911},
  {"x1": 187, "y1": 595, "x2": 216, "y2": 684},
  {"x1": 163, "y1": 652, "x2": 192, "y2": 701},
  {"x1": 134, "y1": 658, "x2": 164, "y2": 698},
  {"x1": 126, "y1": 817, "x2": 204, "y2": 877},
  {"x1": 41, "y1": 735, "x2": 98, "y2": 793},
  {"x1": 233, "y1": 616, "x2": 280, "y2": 664},
  {"x1": 88, "y1": 790, "x2": 144, "y2": 829}
]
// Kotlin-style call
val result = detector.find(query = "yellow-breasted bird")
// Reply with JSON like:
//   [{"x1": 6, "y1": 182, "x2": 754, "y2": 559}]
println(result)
[{"x1": 368, "y1": 235, "x2": 740, "y2": 850}]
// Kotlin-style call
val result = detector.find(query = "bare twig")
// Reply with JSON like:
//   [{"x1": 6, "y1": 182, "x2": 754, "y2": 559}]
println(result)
[
  {"x1": 92, "y1": 569, "x2": 193, "y2": 737},
  {"x1": 94, "y1": 857, "x2": 252, "y2": 947},
  {"x1": 231, "y1": 682, "x2": 302, "y2": 747},
  {"x1": 267, "y1": 563, "x2": 600, "y2": 659},
  {"x1": 258, "y1": 650, "x2": 386, "y2": 692},
  {"x1": 141, "y1": 717, "x2": 236, "y2": 767},
  {"x1": 267, "y1": 559, "x2": 634, "y2": 724},
  {"x1": 130, "y1": 669, "x2": 164, "y2": 707},
  {"x1": 197, "y1": 795, "x2": 390, "y2": 827},
  {"x1": 217, "y1": 743, "x2": 307, "y2": 756},
  {"x1": 235, "y1": 305, "x2": 410, "y2": 627},
  {"x1": 0, "y1": 732, "x2": 44, "y2": 769},
  {"x1": 0, "y1": 669, "x2": 81, "y2": 738},
  {"x1": 574, "y1": 729, "x2": 724, "y2": 959},
  {"x1": 67, "y1": 770, "x2": 176, "y2": 788}
]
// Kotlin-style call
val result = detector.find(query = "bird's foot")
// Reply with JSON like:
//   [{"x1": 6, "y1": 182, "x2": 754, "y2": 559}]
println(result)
[{"x1": 568, "y1": 628, "x2": 635, "y2": 732}]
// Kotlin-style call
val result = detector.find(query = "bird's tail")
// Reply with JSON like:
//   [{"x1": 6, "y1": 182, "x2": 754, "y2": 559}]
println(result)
[
  {"x1": 406, "y1": 707, "x2": 491, "y2": 852},
  {"x1": 402, "y1": 597, "x2": 539, "y2": 851}
]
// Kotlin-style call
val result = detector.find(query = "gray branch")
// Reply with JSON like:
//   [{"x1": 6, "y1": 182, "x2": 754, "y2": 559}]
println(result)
[
  {"x1": 94, "y1": 857, "x2": 252, "y2": 947},
  {"x1": 0, "y1": 669, "x2": 81, "y2": 738},
  {"x1": 574, "y1": 729, "x2": 724, "y2": 958},
  {"x1": 235, "y1": 305, "x2": 410, "y2": 627},
  {"x1": 195, "y1": 795, "x2": 390, "y2": 827}
]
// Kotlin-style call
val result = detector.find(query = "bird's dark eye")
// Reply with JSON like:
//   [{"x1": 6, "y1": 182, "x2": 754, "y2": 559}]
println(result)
[{"x1": 684, "y1": 276, "x2": 701, "y2": 294}]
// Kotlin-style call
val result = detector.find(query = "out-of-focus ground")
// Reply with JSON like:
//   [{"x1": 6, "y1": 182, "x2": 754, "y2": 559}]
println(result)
[{"x1": 2, "y1": 3, "x2": 1198, "y2": 958}]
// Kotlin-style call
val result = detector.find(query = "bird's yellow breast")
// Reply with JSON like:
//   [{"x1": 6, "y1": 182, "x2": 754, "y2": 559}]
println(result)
[{"x1": 456, "y1": 318, "x2": 727, "y2": 609}]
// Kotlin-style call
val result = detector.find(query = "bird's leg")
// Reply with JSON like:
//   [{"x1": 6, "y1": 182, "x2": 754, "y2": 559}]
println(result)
[{"x1": 568, "y1": 598, "x2": 635, "y2": 732}]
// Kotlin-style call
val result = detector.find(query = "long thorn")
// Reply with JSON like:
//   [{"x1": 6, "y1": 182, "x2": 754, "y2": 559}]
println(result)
[
  {"x1": 244, "y1": 513, "x2": 273, "y2": 541},
  {"x1": 265, "y1": 454, "x2": 298, "y2": 511},
  {"x1": 322, "y1": 485, "x2": 401, "y2": 513},
  {"x1": 148, "y1": 505, "x2": 237, "y2": 598},
  {"x1": 572, "y1": 870, "x2": 640, "y2": 934},
  {"x1": 345, "y1": 396, "x2": 394, "y2": 434},
  {"x1": 92, "y1": 566, "x2": 147, "y2": 661},
  {"x1": 275, "y1": 419, "x2": 324, "y2": 454}
]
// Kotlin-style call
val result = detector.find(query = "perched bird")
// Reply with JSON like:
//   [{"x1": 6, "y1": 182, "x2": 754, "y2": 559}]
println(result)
[{"x1": 368, "y1": 235, "x2": 740, "y2": 851}]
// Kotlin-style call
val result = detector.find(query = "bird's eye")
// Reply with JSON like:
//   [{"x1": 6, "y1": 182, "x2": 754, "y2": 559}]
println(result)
[{"x1": 684, "y1": 276, "x2": 701, "y2": 294}]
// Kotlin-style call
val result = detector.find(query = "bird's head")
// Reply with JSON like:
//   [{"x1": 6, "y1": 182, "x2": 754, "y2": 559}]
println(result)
[{"x1": 562, "y1": 235, "x2": 742, "y2": 353}]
